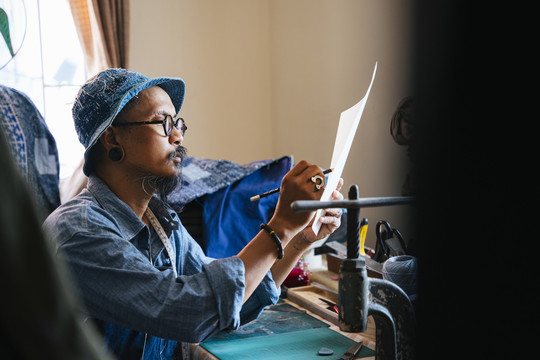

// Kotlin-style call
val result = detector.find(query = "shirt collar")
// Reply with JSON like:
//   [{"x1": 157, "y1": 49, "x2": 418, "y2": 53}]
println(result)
[{"x1": 87, "y1": 175, "x2": 179, "y2": 239}]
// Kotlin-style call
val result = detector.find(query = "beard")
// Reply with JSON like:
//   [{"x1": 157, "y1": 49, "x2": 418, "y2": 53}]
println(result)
[{"x1": 140, "y1": 145, "x2": 187, "y2": 202}]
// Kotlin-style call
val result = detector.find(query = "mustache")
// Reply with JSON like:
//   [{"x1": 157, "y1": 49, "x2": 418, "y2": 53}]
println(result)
[{"x1": 168, "y1": 145, "x2": 187, "y2": 162}]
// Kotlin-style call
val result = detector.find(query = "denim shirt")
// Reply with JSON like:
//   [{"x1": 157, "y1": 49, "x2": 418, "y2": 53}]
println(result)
[{"x1": 42, "y1": 176, "x2": 280, "y2": 359}]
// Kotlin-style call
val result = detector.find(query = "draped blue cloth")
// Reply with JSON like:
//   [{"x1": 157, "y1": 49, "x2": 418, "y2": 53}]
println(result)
[{"x1": 168, "y1": 156, "x2": 293, "y2": 258}]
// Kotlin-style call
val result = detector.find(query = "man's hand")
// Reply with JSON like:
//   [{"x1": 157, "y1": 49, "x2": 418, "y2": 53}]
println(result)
[
  {"x1": 269, "y1": 160, "x2": 328, "y2": 237},
  {"x1": 300, "y1": 178, "x2": 344, "y2": 243}
]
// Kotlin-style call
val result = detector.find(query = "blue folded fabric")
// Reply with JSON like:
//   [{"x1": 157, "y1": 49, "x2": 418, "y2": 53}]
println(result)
[
  {"x1": 167, "y1": 156, "x2": 293, "y2": 258},
  {"x1": 0, "y1": 85, "x2": 60, "y2": 217},
  {"x1": 203, "y1": 156, "x2": 292, "y2": 258}
]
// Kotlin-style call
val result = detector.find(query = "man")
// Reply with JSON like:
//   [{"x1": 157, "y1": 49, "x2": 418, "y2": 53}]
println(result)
[{"x1": 43, "y1": 68, "x2": 343, "y2": 359}]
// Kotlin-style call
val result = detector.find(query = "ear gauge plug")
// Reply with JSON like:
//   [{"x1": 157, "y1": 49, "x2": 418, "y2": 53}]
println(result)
[{"x1": 108, "y1": 147, "x2": 124, "y2": 162}]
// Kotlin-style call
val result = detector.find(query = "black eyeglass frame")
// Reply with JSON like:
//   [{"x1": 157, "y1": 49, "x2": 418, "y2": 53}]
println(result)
[{"x1": 114, "y1": 115, "x2": 187, "y2": 137}]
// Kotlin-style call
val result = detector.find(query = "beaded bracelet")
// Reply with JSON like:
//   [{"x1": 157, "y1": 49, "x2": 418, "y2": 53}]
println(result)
[{"x1": 260, "y1": 223, "x2": 284, "y2": 259}]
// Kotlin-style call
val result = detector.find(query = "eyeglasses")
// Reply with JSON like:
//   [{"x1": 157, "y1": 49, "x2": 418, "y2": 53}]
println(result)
[{"x1": 114, "y1": 115, "x2": 187, "y2": 137}]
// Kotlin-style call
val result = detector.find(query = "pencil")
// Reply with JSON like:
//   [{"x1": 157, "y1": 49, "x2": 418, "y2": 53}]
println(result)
[{"x1": 249, "y1": 168, "x2": 333, "y2": 201}]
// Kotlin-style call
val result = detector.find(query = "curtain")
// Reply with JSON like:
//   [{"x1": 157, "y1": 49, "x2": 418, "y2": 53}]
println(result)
[
  {"x1": 68, "y1": 0, "x2": 129, "y2": 77},
  {"x1": 61, "y1": 0, "x2": 129, "y2": 202}
]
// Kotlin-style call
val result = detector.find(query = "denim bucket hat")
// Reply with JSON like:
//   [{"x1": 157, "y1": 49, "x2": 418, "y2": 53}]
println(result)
[{"x1": 73, "y1": 68, "x2": 185, "y2": 175}]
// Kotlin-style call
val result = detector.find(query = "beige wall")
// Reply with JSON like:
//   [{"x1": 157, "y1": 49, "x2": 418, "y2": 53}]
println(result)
[{"x1": 130, "y1": 0, "x2": 416, "y2": 247}]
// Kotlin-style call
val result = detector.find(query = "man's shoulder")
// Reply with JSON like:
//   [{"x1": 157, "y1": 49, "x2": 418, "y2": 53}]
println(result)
[{"x1": 42, "y1": 189, "x2": 121, "y2": 243}]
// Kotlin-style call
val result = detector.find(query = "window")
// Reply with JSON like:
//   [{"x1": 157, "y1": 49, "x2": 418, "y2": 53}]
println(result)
[{"x1": 0, "y1": 0, "x2": 86, "y2": 179}]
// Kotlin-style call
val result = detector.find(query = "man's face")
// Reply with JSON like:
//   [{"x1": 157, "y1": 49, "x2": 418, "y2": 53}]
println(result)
[{"x1": 114, "y1": 85, "x2": 186, "y2": 179}]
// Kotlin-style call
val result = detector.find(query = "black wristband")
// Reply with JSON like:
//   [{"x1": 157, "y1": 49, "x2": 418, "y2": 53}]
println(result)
[{"x1": 260, "y1": 223, "x2": 284, "y2": 259}]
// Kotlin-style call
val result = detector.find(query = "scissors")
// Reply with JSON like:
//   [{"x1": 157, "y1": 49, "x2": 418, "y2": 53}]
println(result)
[
  {"x1": 339, "y1": 341, "x2": 363, "y2": 360},
  {"x1": 374, "y1": 220, "x2": 406, "y2": 262}
]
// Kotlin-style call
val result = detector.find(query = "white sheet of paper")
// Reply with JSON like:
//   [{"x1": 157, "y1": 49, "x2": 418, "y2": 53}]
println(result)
[{"x1": 312, "y1": 62, "x2": 377, "y2": 235}]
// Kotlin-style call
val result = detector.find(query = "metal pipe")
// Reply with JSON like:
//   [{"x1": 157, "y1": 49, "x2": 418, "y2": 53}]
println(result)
[{"x1": 291, "y1": 196, "x2": 414, "y2": 212}]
